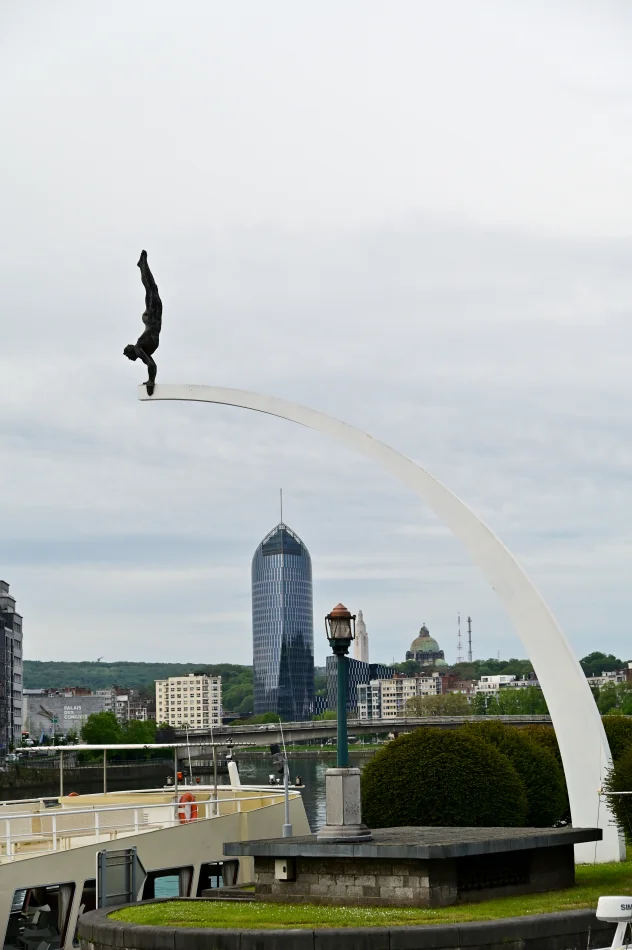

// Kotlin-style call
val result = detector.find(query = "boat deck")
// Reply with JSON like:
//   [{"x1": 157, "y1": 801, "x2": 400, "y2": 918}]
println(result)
[{"x1": 0, "y1": 784, "x2": 297, "y2": 862}]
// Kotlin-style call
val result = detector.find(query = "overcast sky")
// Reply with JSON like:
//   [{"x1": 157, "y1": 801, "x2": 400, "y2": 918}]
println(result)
[{"x1": 1, "y1": 1, "x2": 632, "y2": 669}]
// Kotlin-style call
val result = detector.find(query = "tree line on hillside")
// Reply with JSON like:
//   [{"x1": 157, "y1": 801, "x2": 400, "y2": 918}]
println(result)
[
  {"x1": 24, "y1": 650, "x2": 630, "y2": 723},
  {"x1": 24, "y1": 661, "x2": 255, "y2": 716}
]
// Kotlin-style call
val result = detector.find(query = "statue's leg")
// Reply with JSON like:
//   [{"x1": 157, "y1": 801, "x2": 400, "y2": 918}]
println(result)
[{"x1": 138, "y1": 254, "x2": 159, "y2": 311}]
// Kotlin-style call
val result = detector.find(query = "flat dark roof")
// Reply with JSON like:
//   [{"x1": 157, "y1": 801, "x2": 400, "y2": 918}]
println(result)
[{"x1": 224, "y1": 825, "x2": 602, "y2": 861}]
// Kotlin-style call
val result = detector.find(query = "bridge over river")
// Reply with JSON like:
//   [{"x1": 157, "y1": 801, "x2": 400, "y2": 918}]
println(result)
[{"x1": 176, "y1": 714, "x2": 552, "y2": 749}]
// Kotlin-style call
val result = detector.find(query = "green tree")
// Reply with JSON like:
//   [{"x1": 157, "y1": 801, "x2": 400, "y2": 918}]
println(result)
[
  {"x1": 404, "y1": 693, "x2": 470, "y2": 717},
  {"x1": 598, "y1": 684, "x2": 620, "y2": 715},
  {"x1": 24, "y1": 660, "x2": 253, "y2": 694},
  {"x1": 361, "y1": 727, "x2": 528, "y2": 828},
  {"x1": 522, "y1": 724, "x2": 562, "y2": 767},
  {"x1": 81, "y1": 711, "x2": 123, "y2": 745},
  {"x1": 485, "y1": 686, "x2": 548, "y2": 715},
  {"x1": 444, "y1": 662, "x2": 478, "y2": 680},
  {"x1": 391, "y1": 661, "x2": 423, "y2": 675},
  {"x1": 580, "y1": 652, "x2": 623, "y2": 677},
  {"x1": 471, "y1": 692, "x2": 489, "y2": 715},
  {"x1": 313, "y1": 710, "x2": 336, "y2": 721},
  {"x1": 476, "y1": 658, "x2": 534, "y2": 677},
  {"x1": 602, "y1": 717, "x2": 632, "y2": 762},
  {"x1": 603, "y1": 745, "x2": 632, "y2": 841},
  {"x1": 123, "y1": 719, "x2": 156, "y2": 743},
  {"x1": 463, "y1": 721, "x2": 567, "y2": 826}
]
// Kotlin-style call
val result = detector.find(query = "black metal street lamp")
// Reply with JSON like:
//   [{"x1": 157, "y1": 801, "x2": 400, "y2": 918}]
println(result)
[{"x1": 325, "y1": 603, "x2": 356, "y2": 768}]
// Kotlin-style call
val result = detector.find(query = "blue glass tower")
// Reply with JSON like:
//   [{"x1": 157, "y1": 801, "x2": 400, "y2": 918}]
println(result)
[{"x1": 252, "y1": 523, "x2": 314, "y2": 720}]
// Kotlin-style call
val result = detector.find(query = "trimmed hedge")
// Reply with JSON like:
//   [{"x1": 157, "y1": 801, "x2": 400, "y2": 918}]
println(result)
[
  {"x1": 361, "y1": 727, "x2": 528, "y2": 828},
  {"x1": 462, "y1": 721, "x2": 567, "y2": 826},
  {"x1": 521, "y1": 724, "x2": 562, "y2": 767},
  {"x1": 603, "y1": 745, "x2": 632, "y2": 841},
  {"x1": 602, "y1": 716, "x2": 632, "y2": 762}
]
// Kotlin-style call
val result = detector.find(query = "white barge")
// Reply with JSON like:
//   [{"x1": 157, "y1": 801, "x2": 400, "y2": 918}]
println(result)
[{"x1": 0, "y1": 743, "x2": 309, "y2": 949}]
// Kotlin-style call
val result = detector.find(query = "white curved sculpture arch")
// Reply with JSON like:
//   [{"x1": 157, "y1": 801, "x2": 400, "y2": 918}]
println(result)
[{"x1": 140, "y1": 384, "x2": 619, "y2": 861}]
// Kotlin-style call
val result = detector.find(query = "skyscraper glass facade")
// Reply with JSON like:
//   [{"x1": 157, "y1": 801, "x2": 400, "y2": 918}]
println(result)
[{"x1": 252, "y1": 523, "x2": 314, "y2": 720}]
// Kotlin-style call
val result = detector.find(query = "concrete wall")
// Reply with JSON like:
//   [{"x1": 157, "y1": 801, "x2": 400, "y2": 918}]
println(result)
[
  {"x1": 252, "y1": 845, "x2": 575, "y2": 907},
  {"x1": 78, "y1": 902, "x2": 617, "y2": 950}
]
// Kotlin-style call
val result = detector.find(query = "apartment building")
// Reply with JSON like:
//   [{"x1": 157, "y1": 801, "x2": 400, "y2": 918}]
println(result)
[
  {"x1": 155, "y1": 673, "x2": 222, "y2": 728},
  {"x1": 475, "y1": 673, "x2": 541, "y2": 694},
  {"x1": 326, "y1": 657, "x2": 394, "y2": 713},
  {"x1": 475, "y1": 674, "x2": 517, "y2": 694},
  {"x1": 586, "y1": 664, "x2": 632, "y2": 689},
  {"x1": 358, "y1": 673, "x2": 442, "y2": 720},
  {"x1": 0, "y1": 581, "x2": 23, "y2": 752}
]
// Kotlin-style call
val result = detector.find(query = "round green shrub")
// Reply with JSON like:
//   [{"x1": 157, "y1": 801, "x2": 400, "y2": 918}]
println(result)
[
  {"x1": 602, "y1": 716, "x2": 632, "y2": 762},
  {"x1": 361, "y1": 727, "x2": 528, "y2": 828},
  {"x1": 603, "y1": 745, "x2": 632, "y2": 842},
  {"x1": 521, "y1": 723, "x2": 569, "y2": 819},
  {"x1": 521, "y1": 724, "x2": 562, "y2": 766},
  {"x1": 462, "y1": 721, "x2": 567, "y2": 826}
]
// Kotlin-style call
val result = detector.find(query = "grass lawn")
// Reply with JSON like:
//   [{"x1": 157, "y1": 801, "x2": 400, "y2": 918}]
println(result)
[{"x1": 111, "y1": 859, "x2": 632, "y2": 930}]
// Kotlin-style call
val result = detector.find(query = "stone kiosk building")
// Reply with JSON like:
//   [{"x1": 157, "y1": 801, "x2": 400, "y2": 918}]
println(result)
[{"x1": 224, "y1": 826, "x2": 601, "y2": 907}]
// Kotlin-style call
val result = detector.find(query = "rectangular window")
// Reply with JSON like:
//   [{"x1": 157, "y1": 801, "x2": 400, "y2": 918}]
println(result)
[
  {"x1": 143, "y1": 867, "x2": 193, "y2": 900},
  {"x1": 5, "y1": 882, "x2": 76, "y2": 949}
]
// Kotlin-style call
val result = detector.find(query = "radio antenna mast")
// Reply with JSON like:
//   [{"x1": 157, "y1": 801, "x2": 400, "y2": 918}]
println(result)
[
  {"x1": 467, "y1": 616, "x2": 473, "y2": 663},
  {"x1": 456, "y1": 612, "x2": 464, "y2": 664}
]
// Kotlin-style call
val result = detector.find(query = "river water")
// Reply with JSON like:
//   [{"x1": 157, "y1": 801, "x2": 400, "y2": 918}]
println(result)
[
  {"x1": 234, "y1": 752, "x2": 371, "y2": 830},
  {"x1": 5, "y1": 753, "x2": 371, "y2": 833}
]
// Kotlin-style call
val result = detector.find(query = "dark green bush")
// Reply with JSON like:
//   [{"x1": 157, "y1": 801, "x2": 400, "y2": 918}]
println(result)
[
  {"x1": 462, "y1": 721, "x2": 567, "y2": 826},
  {"x1": 602, "y1": 716, "x2": 632, "y2": 762},
  {"x1": 361, "y1": 727, "x2": 528, "y2": 829},
  {"x1": 521, "y1": 725, "x2": 562, "y2": 766},
  {"x1": 603, "y1": 745, "x2": 632, "y2": 842}
]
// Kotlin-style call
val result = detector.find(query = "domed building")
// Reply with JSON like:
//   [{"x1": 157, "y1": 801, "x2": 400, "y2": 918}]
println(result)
[{"x1": 406, "y1": 624, "x2": 448, "y2": 668}]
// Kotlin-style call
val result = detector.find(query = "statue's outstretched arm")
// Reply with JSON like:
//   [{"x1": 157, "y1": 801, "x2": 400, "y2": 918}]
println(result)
[{"x1": 135, "y1": 347, "x2": 157, "y2": 395}]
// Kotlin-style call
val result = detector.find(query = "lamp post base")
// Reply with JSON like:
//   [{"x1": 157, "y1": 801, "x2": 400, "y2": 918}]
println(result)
[{"x1": 316, "y1": 767, "x2": 373, "y2": 842}]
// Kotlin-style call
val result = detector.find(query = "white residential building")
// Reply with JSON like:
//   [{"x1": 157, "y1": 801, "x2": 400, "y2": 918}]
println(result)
[
  {"x1": 586, "y1": 665, "x2": 632, "y2": 689},
  {"x1": 155, "y1": 673, "x2": 222, "y2": 729},
  {"x1": 358, "y1": 673, "x2": 442, "y2": 720},
  {"x1": 475, "y1": 675, "x2": 517, "y2": 694},
  {"x1": 506, "y1": 675, "x2": 541, "y2": 690}
]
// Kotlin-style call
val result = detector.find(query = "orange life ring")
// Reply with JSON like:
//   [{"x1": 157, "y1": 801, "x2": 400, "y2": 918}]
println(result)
[{"x1": 177, "y1": 792, "x2": 198, "y2": 823}]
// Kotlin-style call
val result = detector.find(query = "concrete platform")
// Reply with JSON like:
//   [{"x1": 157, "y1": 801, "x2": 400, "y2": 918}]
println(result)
[{"x1": 224, "y1": 826, "x2": 602, "y2": 906}]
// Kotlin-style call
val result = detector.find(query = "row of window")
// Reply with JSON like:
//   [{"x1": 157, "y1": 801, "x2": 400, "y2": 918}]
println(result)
[{"x1": 4, "y1": 863, "x2": 233, "y2": 948}]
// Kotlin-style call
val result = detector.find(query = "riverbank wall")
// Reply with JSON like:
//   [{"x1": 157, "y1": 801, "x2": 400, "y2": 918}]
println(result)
[{"x1": 0, "y1": 761, "x2": 173, "y2": 792}]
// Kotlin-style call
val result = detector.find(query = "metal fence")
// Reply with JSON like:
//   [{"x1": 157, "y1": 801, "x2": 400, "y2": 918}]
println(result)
[{"x1": 0, "y1": 786, "x2": 291, "y2": 861}]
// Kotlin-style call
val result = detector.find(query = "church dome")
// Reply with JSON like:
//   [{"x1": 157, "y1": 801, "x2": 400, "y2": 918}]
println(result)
[{"x1": 409, "y1": 624, "x2": 441, "y2": 654}]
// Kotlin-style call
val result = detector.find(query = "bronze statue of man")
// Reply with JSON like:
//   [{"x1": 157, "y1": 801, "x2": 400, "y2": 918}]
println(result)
[{"x1": 124, "y1": 250, "x2": 162, "y2": 395}]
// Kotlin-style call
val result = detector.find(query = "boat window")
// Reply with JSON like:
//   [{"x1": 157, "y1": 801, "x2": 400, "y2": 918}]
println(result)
[
  {"x1": 4, "y1": 882, "x2": 75, "y2": 950},
  {"x1": 142, "y1": 867, "x2": 193, "y2": 900},
  {"x1": 196, "y1": 862, "x2": 224, "y2": 895}
]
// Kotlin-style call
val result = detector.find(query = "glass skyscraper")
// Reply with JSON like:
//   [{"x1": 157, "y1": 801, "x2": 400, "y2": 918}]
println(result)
[{"x1": 251, "y1": 523, "x2": 314, "y2": 720}]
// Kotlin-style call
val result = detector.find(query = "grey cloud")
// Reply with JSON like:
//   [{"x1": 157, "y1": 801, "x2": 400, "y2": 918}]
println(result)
[{"x1": 1, "y1": 1, "x2": 632, "y2": 667}]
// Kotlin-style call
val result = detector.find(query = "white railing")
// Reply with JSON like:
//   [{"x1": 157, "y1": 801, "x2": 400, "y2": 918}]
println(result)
[{"x1": 0, "y1": 788, "x2": 292, "y2": 861}]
